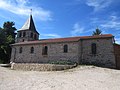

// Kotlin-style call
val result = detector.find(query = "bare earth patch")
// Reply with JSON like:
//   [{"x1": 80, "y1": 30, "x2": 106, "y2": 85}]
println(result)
[{"x1": 0, "y1": 66, "x2": 120, "y2": 90}]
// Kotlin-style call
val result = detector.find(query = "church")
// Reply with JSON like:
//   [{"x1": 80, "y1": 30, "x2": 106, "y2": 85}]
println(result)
[{"x1": 10, "y1": 14, "x2": 116, "y2": 68}]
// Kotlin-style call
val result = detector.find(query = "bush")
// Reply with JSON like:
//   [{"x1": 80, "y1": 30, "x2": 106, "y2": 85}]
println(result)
[
  {"x1": 0, "y1": 59, "x2": 4, "y2": 64},
  {"x1": 49, "y1": 60, "x2": 76, "y2": 65}
]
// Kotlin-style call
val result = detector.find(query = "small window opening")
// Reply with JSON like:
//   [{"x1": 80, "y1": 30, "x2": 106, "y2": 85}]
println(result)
[
  {"x1": 19, "y1": 47, "x2": 22, "y2": 53},
  {"x1": 30, "y1": 47, "x2": 34, "y2": 53},
  {"x1": 64, "y1": 45, "x2": 68, "y2": 53},
  {"x1": 19, "y1": 32, "x2": 22, "y2": 37},
  {"x1": 42, "y1": 46, "x2": 48, "y2": 55},
  {"x1": 34, "y1": 34, "x2": 37, "y2": 40},
  {"x1": 30, "y1": 32, "x2": 33, "y2": 38},
  {"x1": 23, "y1": 32, "x2": 26, "y2": 37},
  {"x1": 91, "y1": 43, "x2": 97, "y2": 54}
]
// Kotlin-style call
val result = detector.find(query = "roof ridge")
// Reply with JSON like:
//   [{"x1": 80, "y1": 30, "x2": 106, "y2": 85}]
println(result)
[
  {"x1": 11, "y1": 34, "x2": 113, "y2": 46},
  {"x1": 39, "y1": 34, "x2": 113, "y2": 40}
]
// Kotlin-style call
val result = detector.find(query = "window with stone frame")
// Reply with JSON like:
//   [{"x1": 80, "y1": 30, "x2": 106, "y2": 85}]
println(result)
[
  {"x1": 63, "y1": 44, "x2": 68, "y2": 53},
  {"x1": 30, "y1": 47, "x2": 34, "y2": 53},
  {"x1": 91, "y1": 43, "x2": 97, "y2": 54},
  {"x1": 42, "y1": 46, "x2": 48, "y2": 55},
  {"x1": 19, "y1": 47, "x2": 22, "y2": 53}
]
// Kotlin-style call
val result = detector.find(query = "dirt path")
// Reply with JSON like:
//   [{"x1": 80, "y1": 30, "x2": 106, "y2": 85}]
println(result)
[{"x1": 0, "y1": 66, "x2": 120, "y2": 90}]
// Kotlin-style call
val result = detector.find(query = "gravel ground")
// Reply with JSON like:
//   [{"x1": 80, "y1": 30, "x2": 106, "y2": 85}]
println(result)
[{"x1": 0, "y1": 65, "x2": 120, "y2": 90}]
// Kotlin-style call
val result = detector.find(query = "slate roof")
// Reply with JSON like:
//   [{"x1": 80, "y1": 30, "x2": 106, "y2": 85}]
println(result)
[
  {"x1": 18, "y1": 15, "x2": 39, "y2": 34},
  {"x1": 12, "y1": 34, "x2": 113, "y2": 45}
]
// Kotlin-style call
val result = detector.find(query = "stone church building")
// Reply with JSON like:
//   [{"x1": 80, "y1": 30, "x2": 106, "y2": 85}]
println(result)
[{"x1": 10, "y1": 15, "x2": 116, "y2": 68}]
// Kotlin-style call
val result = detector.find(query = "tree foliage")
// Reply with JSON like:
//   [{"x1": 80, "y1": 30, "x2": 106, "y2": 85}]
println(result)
[
  {"x1": 92, "y1": 28, "x2": 102, "y2": 36},
  {"x1": 0, "y1": 21, "x2": 16, "y2": 63}
]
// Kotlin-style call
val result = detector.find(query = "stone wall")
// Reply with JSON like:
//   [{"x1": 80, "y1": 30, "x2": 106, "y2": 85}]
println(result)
[
  {"x1": 80, "y1": 38, "x2": 116, "y2": 68},
  {"x1": 17, "y1": 31, "x2": 39, "y2": 42},
  {"x1": 11, "y1": 63, "x2": 75, "y2": 71},
  {"x1": 10, "y1": 42, "x2": 80, "y2": 64},
  {"x1": 10, "y1": 37, "x2": 116, "y2": 68},
  {"x1": 114, "y1": 44, "x2": 120, "y2": 69}
]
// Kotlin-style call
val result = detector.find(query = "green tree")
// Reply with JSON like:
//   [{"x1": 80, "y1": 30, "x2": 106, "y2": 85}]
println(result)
[
  {"x1": 0, "y1": 28, "x2": 6, "y2": 44},
  {"x1": 92, "y1": 28, "x2": 102, "y2": 36},
  {"x1": 0, "y1": 21, "x2": 16, "y2": 63}
]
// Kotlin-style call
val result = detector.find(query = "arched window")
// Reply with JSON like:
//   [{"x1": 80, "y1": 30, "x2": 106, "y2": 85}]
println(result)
[
  {"x1": 23, "y1": 32, "x2": 26, "y2": 37},
  {"x1": 64, "y1": 45, "x2": 68, "y2": 53},
  {"x1": 30, "y1": 32, "x2": 33, "y2": 38},
  {"x1": 42, "y1": 46, "x2": 48, "y2": 55},
  {"x1": 19, "y1": 47, "x2": 22, "y2": 53},
  {"x1": 91, "y1": 43, "x2": 97, "y2": 54},
  {"x1": 30, "y1": 47, "x2": 34, "y2": 53}
]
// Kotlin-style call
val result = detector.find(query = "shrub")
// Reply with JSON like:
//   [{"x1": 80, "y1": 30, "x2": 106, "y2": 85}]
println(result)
[
  {"x1": 49, "y1": 60, "x2": 76, "y2": 65},
  {"x1": 0, "y1": 59, "x2": 4, "y2": 64}
]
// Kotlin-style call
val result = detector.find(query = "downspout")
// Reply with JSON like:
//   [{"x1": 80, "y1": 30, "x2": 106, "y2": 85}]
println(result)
[
  {"x1": 112, "y1": 36, "x2": 117, "y2": 69},
  {"x1": 80, "y1": 39, "x2": 83, "y2": 64},
  {"x1": 10, "y1": 46, "x2": 16, "y2": 63},
  {"x1": 14, "y1": 47, "x2": 16, "y2": 62}
]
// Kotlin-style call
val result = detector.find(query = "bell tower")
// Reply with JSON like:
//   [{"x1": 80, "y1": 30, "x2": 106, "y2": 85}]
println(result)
[{"x1": 16, "y1": 13, "x2": 39, "y2": 42}]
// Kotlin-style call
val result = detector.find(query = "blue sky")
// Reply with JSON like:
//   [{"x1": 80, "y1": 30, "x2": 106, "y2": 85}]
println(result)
[{"x1": 0, "y1": 0, "x2": 120, "y2": 44}]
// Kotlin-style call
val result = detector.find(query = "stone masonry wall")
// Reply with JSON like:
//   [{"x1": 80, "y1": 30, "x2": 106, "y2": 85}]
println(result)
[
  {"x1": 114, "y1": 44, "x2": 120, "y2": 69},
  {"x1": 10, "y1": 38, "x2": 116, "y2": 68},
  {"x1": 11, "y1": 63, "x2": 75, "y2": 71},
  {"x1": 10, "y1": 42, "x2": 80, "y2": 64},
  {"x1": 17, "y1": 31, "x2": 39, "y2": 42},
  {"x1": 80, "y1": 38, "x2": 116, "y2": 68}
]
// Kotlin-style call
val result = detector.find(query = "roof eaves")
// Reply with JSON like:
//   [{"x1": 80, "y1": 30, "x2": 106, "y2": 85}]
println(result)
[{"x1": 11, "y1": 39, "x2": 80, "y2": 46}]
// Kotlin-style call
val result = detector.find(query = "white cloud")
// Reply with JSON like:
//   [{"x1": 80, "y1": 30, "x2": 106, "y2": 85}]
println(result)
[
  {"x1": 0, "y1": 0, "x2": 52, "y2": 21},
  {"x1": 115, "y1": 37, "x2": 120, "y2": 44},
  {"x1": 90, "y1": 15, "x2": 120, "y2": 44},
  {"x1": 90, "y1": 15, "x2": 120, "y2": 30},
  {"x1": 86, "y1": 0, "x2": 112, "y2": 11},
  {"x1": 100, "y1": 15, "x2": 120, "y2": 30},
  {"x1": 41, "y1": 33, "x2": 61, "y2": 38},
  {"x1": 65, "y1": 0, "x2": 83, "y2": 6},
  {"x1": 71, "y1": 23, "x2": 84, "y2": 36}
]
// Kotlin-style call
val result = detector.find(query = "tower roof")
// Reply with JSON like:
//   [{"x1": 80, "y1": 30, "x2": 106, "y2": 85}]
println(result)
[{"x1": 19, "y1": 15, "x2": 39, "y2": 34}]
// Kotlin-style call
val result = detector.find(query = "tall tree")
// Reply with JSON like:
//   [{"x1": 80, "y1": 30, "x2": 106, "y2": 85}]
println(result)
[
  {"x1": 92, "y1": 28, "x2": 102, "y2": 36},
  {"x1": 3, "y1": 21, "x2": 16, "y2": 43},
  {"x1": 0, "y1": 27, "x2": 6, "y2": 44},
  {"x1": 0, "y1": 21, "x2": 16, "y2": 63}
]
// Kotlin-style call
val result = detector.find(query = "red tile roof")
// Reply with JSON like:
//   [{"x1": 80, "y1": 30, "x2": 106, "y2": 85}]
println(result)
[{"x1": 12, "y1": 34, "x2": 113, "y2": 45}]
